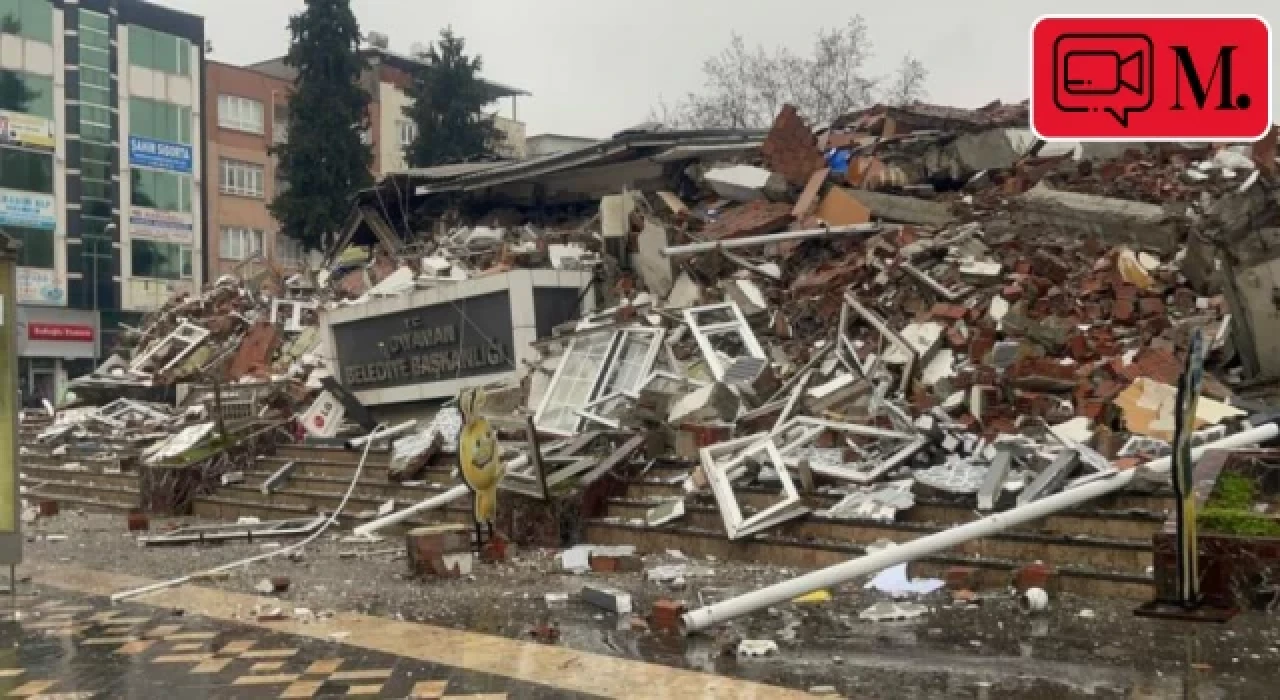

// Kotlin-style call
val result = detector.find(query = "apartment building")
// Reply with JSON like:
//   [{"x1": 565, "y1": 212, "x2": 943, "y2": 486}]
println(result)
[
  {"x1": 0, "y1": 0, "x2": 204, "y2": 404},
  {"x1": 204, "y1": 60, "x2": 297, "y2": 280},
  {"x1": 205, "y1": 42, "x2": 528, "y2": 278},
  {"x1": 250, "y1": 42, "x2": 529, "y2": 175}
]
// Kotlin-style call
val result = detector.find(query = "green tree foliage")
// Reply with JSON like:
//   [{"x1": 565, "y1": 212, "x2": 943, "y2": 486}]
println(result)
[
  {"x1": 269, "y1": 0, "x2": 372, "y2": 251},
  {"x1": 404, "y1": 28, "x2": 504, "y2": 167}
]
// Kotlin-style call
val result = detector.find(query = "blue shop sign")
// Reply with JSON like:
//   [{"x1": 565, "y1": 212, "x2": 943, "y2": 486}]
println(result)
[{"x1": 129, "y1": 135, "x2": 193, "y2": 174}]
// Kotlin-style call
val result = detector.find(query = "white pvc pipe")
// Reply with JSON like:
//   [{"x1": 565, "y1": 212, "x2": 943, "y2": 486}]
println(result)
[
  {"x1": 345, "y1": 420, "x2": 417, "y2": 449},
  {"x1": 352, "y1": 484, "x2": 469, "y2": 537},
  {"x1": 662, "y1": 224, "x2": 882, "y2": 257},
  {"x1": 681, "y1": 422, "x2": 1280, "y2": 632}
]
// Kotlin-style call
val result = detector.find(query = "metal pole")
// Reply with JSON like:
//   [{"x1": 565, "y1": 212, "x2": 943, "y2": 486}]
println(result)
[
  {"x1": 351, "y1": 484, "x2": 469, "y2": 537},
  {"x1": 661, "y1": 224, "x2": 883, "y2": 257},
  {"x1": 681, "y1": 422, "x2": 1280, "y2": 632}
]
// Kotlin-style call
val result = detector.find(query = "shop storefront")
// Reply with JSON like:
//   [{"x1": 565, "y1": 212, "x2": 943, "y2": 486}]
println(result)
[{"x1": 15, "y1": 307, "x2": 100, "y2": 407}]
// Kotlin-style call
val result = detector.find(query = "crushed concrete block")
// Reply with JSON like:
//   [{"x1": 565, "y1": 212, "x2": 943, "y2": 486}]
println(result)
[
  {"x1": 737, "y1": 639, "x2": 780, "y2": 657},
  {"x1": 859, "y1": 601, "x2": 928, "y2": 622},
  {"x1": 704, "y1": 165, "x2": 788, "y2": 202},
  {"x1": 669, "y1": 383, "x2": 740, "y2": 424},
  {"x1": 846, "y1": 189, "x2": 955, "y2": 227},
  {"x1": 581, "y1": 584, "x2": 633, "y2": 614},
  {"x1": 665, "y1": 272, "x2": 702, "y2": 309},
  {"x1": 635, "y1": 218, "x2": 674, "y2": 298},
  {"x1": 1019, "y1": 183, "x2": 1180, "y2": 254}
]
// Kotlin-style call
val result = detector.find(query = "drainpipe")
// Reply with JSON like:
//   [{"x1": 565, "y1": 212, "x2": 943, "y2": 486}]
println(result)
[{"x1": 681, "y1": 421, "x2": 1280, "y2": 633}]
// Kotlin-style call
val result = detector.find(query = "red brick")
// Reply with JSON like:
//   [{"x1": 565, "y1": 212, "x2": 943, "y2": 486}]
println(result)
[
  {"x1": 1139, "y1": 297, "x2": 1166, "y2": 318},
  {"x1": 1002, "y1": 284, "x2": 1023, "y2": 302},
  {"x1": 700, "y1": 201, "x2": 793, "y2": 241},
  {"x1": 946, "y1": 328, "x2": 968, "y2": 350},
  {"x1": 760, "y1": 104, "x2": 826, "y2": 187},
  {"x1": 1113, "y1": 299, "x2": 1135, "y2": 322},
  {"x1": 1013, "y1": 562, "x2": 1053, "y2": 592},
  {"x1": 650, "y1": 599, "x2": 687, "y2": 634},
  {"x1": 930, "y1": 303, "x2": 969, "y2": 321},
  {"x1": 1111, "y1": 347, "x2": 1182, "y2": 386},
  {"x1": 945, "y1": 566, "x2": 978, "y2": 591}
]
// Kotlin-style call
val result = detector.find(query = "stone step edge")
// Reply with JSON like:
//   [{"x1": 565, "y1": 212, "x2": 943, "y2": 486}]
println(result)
[{"x1": 584, "y1": 520, "x2": 1155, "y2": 585}]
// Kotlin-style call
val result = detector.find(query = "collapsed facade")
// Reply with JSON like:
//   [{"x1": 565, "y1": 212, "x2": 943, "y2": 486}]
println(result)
[{"x1": 18, "y1": 100, "x2": 1280, "y2": 635}]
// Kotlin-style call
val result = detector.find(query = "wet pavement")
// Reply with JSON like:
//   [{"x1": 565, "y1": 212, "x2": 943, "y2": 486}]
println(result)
[
  {"x1": 20, "y1": 514, "x2": 1280, "y2": 698},
  {"x1": 0, "y1": 590, "x2": 595, "y2": 699}
]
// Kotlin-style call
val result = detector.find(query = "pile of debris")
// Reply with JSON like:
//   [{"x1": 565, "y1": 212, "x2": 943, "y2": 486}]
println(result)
[{"x1": 359, "y1": 102, "x2": 1280, "y2": 546}]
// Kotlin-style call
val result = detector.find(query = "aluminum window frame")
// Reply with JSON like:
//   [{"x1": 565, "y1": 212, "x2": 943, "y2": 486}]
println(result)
[
  {"x1": 217, "y1": 94, "x2": 265, "y2": 135},
  {"x1": 219, "y1": 158, "x2": 265, "y2": 198}
]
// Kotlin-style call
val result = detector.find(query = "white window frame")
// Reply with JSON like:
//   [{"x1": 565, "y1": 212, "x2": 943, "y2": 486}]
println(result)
[
  {"x1": 683, "y1": 303, "x2": 767, "y2": 383},
  {"x1": 219, "y1": 158, "x2": 265, "y2": 198},
  {"x1": 218, "y1": 94, "x2": 265, "y2": 134},
  {"x1": 535, "y1": 327, "x2": 665, "y2": 436},
  {"x1": 773, "y1": 417, "x2": 927, "y2": 484},
  {"x1": 397, "y1": 120, "x2": 418, "y2": 147},
  {"x1": 128, "y1": 320, "x2": 210, "y2": 379},
  {"x1": 700, "y1": 435, "x2": 807, "y2": 540},
  {"x1": 838, "y1": 293, "x2": 917, "y2": 396},
  {"x1": 220, "y1": 226, "x2": 264, "y2": 261}
]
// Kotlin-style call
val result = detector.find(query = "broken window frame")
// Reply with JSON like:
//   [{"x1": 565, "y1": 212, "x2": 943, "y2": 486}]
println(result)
[
  {"x1": 774, "y1": 417, "x2": 927, "y2": 484},
  {"x1": 144, "y1": 422, "x2": 218, "y2": 465},
  {"x1": 534, "y1": 330, "x2": 616, "y2": 436},
  {"x1": 270, "y1": 298, "x2": 319, "y2": 333},
  {"x1": 575, "y1": 392, "x2": 634, "y2": 430},
  {"x1": 95, "y1": 398, "x2": 172, "y2": 428},
  {"x1": 701, "y1": 434, "x2": 808, "y2": 540},
  {"x1": 128, "y1": 320, "x2": 211, "y2": 378},
  {"x1": 138, "y1": 516, "x2": 326, "y2": 546},
  {"x1": 683, "y1": 302, "x2": 767, "y2": 383},
  {"x1": 838, "y1": 293, "x2": 916, "y2": 396},
  {"x1": 535, "y1": 327, "x2": 664, "y2": 436}
]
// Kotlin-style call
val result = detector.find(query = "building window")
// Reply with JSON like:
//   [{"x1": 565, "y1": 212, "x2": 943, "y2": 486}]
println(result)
[
  {"x1": 131, "y1": 240, "x2": 191, "y2": 280},
  {"x1": 9, "y1": 226, "x2": 53, "y2": 268},
  {"x1": 132, "y1": 168, "x2": 192, "y2": 213},
  {"x1": 128, "y1": 25, "x2": 191, "y2": 77},
  {"x1": 397, "y1": 120, "x2": 418, "y2": 147},
  {"x1": 0, "y1": 146, "x2": 54, "y2": 193},
  {"x1": 218, "y1": 94, "x2": 265, "y2": 134},
  {"x1": 0, "y1": 0, "x2": 53, "y2": 44},
  {"x1": 129, "y1": 98, "x2": 192, "y2": 144},
  {"x1": 0, "y1": 69, "x2": 54, "y2": 119},
  {"x1": 220, "y1": 159, "x2": 264, "y2": 198},
  {"x1": 220, "y1": 226, "x2": 264, "y2": 260},
  {"x1": 275, "y1": 234, "x2": 305, "y2": 266}
]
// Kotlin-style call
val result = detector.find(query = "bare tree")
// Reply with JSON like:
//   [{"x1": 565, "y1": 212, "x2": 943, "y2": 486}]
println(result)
[
  {"x1": 655, "y1": 17, "x2": 927, "y2": 129},
  {"x1": 884, "y1": 53, "x2": 929, "y2": 106}
]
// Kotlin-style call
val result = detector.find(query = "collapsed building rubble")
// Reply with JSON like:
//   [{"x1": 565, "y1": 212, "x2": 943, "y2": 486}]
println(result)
[{"x1": 19, "y1": 100, "x2": 1280, "y2": 639}]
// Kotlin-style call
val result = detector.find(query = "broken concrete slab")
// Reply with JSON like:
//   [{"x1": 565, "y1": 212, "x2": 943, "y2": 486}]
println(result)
[
  {"x1": 704, "y1": 165, "x2": 789, "y2": 202},
  {"x1": 845, "y1": 189, "x2": 955, "y2": 227},
  {"x1": 1018, "y1": 183, "x2": 1182, "y2": 254},
  {"x1": 635, "y1": 218, "x2": 674, "y2": 298},
  {"x1": 581, "y1": 584, "x2": 633, "y2": 614}
]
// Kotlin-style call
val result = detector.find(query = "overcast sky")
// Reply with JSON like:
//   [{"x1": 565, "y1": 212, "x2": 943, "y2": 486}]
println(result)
[{"x1": 167, "y1": 0, "x2": 1278, "y2": 139}]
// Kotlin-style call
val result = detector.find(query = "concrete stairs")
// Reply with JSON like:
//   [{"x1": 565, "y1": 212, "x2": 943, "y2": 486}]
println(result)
[
  {"x1": 18, "y1": 418, "x2": 142, "y2": 514},
  {"x1": 584, "y1": 462, "x2": 1171, "y2": 599},
  {"x1": 192, "y1": 445, "x2": 475, "y2": 535}
]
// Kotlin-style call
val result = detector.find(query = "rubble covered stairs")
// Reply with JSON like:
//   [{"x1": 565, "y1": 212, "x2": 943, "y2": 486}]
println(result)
[{"x1": 189, "y1": 445, "x2": 1168, "y2": 599}]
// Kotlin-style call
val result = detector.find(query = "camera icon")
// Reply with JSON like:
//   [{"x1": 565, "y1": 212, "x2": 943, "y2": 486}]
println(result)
[{"x1": 1053, "y1": 33, "x2": 1155, "y2": 127}]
